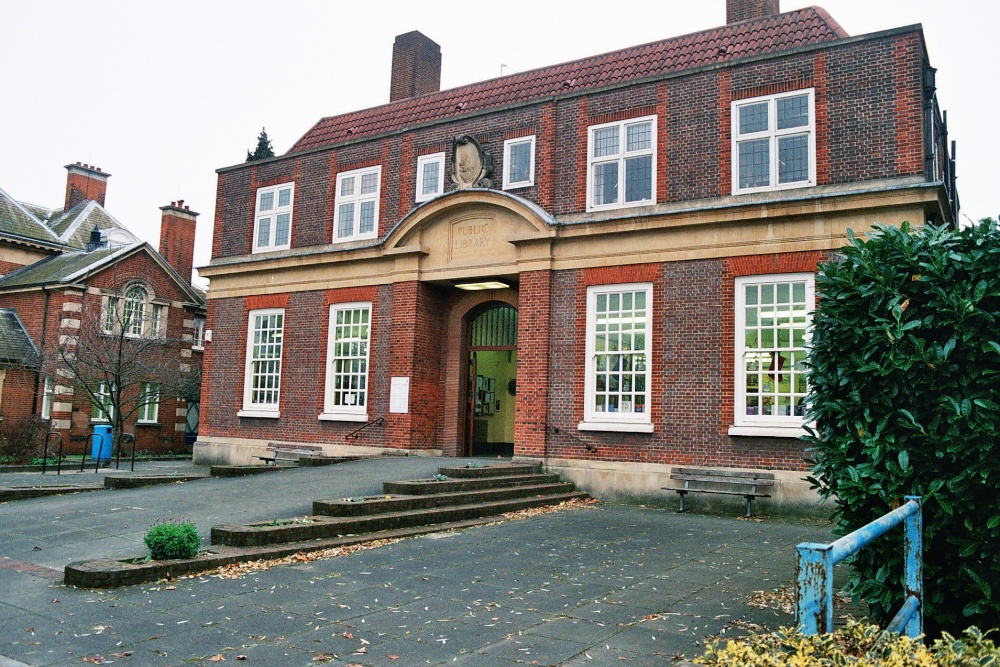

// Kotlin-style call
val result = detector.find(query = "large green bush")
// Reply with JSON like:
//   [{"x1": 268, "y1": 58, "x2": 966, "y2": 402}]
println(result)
[
  {"x1": 807, "y1": 220, "x2": 1000, "y2": 634},
  {"x1": 143, "y1": 521, "x2": 200, "y2": 560}
]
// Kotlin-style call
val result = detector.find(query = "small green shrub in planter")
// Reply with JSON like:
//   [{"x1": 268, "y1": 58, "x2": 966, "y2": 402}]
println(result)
[
  {"x1": 696, "y1": 620, "x2": 1000, "y2": 666},
  {"x1": 143, "y1": 521, "x2": 200, "y2": 560}
]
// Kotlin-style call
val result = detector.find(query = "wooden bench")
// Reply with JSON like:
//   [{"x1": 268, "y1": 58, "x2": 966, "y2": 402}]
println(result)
[
  {"x1": 255, "y1": 443, "x2": 324, "y2": 466},
  {"x1": 663, "y1": 467, "x2": 775, "y2": 518}
]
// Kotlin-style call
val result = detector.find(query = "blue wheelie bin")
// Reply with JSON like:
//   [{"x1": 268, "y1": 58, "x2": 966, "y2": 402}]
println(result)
[{"x1": 92, "y1": 425, "x2": 113, "y2": 462}]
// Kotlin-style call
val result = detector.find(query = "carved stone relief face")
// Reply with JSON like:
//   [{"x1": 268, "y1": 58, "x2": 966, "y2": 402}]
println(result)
[{"x1": 454, "y1": 141, "x2": 483, "y2": 189}]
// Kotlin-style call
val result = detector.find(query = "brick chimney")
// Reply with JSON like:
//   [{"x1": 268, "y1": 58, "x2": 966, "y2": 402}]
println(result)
[
  {"x1": 159, "y1": 200, "x2": 199, "y2": 284},
  {"x1": 727, "y1": 0, "x2": 780, "y2": 23},
  {"x1": 64, "y1": 162, "x2": 110, "y2": 210},
  {"x1": 389, "y1": 31, "x2": 441, "y2": 102}
]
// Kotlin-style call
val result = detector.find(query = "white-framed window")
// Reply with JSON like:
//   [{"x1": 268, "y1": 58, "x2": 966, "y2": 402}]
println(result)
[
  {"x1": 41, "y1": 376, "x2": 54, "y2": 419},
  {"x1": 91, "y1": 382, "x2": 114, "y2": 422},
  {"x1": 732, "y1": 89, "x2": 815, "y2": 194},
  {"x1": 239, "y1": 308, "x2": 284, "y2": 418},
  {"x1": 137, "y1": 382, "x2": 159, "y2": 423},
  {"x1": 0, "y1": 369, "x2": 5, "y2": 415},
  {"x1": 122, "y1": 286, "x2": 147, "y2": 338},
  {"x1": 586, "y1": 115, "x2": 656, "y2": 212},
  {"x1": 732, "y1": 273, "x2": 814, "y2": 436},
  {"x1": 101, "y1": 286, "x2": 164, "y2": 338},
  {"x1": 335, "y1": 166, "x2": 381, "y2": 242},
  {"x1": 101, "y1": 296, "x2": 117, "y2": 334},
  {"x1": 320, "y1": 302, "x2": 372, "y2": 421},
  {"x1": 502, "y1": 136, "x2": 536, "y2": 190},
  {"x1": 150, "y1": 303, "x2": 167, "y2": 339},
  {"x1": 253, "y1": 182, "x2": 295, "y2": 253},
  {"x1": 192, "y1": 316, "x2": 205, "y2": 350},
  {"x1": 580, "y1": 283, "x2": 653, "y2": 432},
  {"x1": 415, "y1": 153, "x2": 445, "y2": 203}
]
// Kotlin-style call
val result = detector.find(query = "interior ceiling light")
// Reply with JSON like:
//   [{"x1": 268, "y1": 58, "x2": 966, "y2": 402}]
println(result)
[{"x1": 454, "y1": 280, "x2": 509, "y2": 291}]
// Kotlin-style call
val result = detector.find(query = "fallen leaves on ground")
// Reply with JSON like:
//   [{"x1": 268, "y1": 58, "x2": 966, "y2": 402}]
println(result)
[
  {"x1": 209, "y1": 654, "x2": 225, "y2": 662},
  {"x1": 746, "y1": 587, "x2": 795, "y2": 615},
  {"x1": 203, "y1": 498, "x2": 598, "y2": 579}
]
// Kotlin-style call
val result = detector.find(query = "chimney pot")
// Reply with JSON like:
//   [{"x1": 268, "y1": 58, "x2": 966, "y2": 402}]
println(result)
[
  {"x1": 389, "y1": 31, "x2": 441, "y2": 102},
  {"x1": 726, "y1": 0, "x2": 780, "y2": 24}
]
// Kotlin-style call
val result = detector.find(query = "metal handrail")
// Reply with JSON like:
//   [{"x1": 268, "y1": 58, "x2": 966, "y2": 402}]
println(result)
[
  {"x1": 344, "y1": 416, "x2": 384, "y2": 441},
  {"x1": 796, "y1": 496, "x2": 922, "y2": 638},
  {"x1": 42, "y1": 431, "x2": 63, "y2": 475}
]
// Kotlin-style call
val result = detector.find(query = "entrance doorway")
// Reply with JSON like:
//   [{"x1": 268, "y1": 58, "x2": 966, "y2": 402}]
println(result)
[{"x1": 466, "y1": 304, "x2": 517, "y2": 457}]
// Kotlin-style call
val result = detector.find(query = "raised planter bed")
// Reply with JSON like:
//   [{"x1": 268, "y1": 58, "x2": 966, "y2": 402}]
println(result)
[
  {"x1": 297, "y1": 455, "x2": 373, "y2": 467},
  {"x1": 104, "y1": 474, "x2": 209, "y2": 489},
  {"x1": 209, "y1": 465, "x2": 290, "y2": 477},
  {"x1": 383, "y1": 472, "x2": 560, "y2": 495},
  {"x1": 212, "y1": 491, "x2": 587, "y2": 547},
  {"x1": 314, "y1": 482, "x2": 576, "y2": 517},
  {"x1": 0, "y1": 485, "x2": 103, "y2": 501},
  {"x1": 65, "y1": 516, "x2": 511, "y2": 588},
  {"x1": 439, "y1": 463, "x2": 540, "y2": 478}
]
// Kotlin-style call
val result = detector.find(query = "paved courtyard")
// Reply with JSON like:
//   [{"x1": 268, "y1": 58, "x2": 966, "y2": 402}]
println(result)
[{"x1": 0, "y1": 458, "x2": 835, "y2": 666}]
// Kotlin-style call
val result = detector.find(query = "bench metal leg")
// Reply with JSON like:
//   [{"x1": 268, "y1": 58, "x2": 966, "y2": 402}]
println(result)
[
  {"x1": 677, "y1": 491, "x2": 689, "y2": 513},
  {"x1": 744, "y1": 495, "x2": 753, "y2": 518}
]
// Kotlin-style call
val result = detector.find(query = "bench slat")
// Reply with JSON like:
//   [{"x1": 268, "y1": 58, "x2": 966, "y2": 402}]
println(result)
[
  {"x1": 673, "y1": 467, "x2": 774, "y2": 479},
  {"x1": 663, "y1": 487, "x2": 771, "y2": 498},
  {"x1": 670, "y1": 474, "x2": 775, "y2": 486}
]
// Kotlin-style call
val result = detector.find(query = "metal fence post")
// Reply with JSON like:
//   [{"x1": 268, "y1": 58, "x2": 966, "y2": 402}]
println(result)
[
  {"x1": 903, "y1": 495, "x2": 923, "y2": 638},
  {"x1": 796, "y1": 542, "x2": 834, "y2": 635}
]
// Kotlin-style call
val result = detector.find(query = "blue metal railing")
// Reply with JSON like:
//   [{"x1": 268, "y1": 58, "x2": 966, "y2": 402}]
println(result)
[{"x1": 795, "y1": 496, "x2": 923, "y2": 638}]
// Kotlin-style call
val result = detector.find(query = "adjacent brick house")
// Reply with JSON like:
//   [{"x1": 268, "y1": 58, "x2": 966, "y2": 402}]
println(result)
[
  {"x1": 0, "y1": 165, "x2": 206, "y2": 455},
  {"x1": 196, "y1": 1, "x2": 957, "y2": 506}
]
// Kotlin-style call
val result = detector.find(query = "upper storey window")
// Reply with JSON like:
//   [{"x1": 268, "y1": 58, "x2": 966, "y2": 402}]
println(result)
[
  {"x1": 335, "y1": 166, "x2": 381, "y2": 242},
  {"x1": 587, "y1": 116, "x2": 656, "y2": 212},
  {"x1": 253, "y1": 183, "x2": 294, "y2": 253},
  {"x1": 732, "y1": 90, "x2": 815, "y2": 194},
  {"x1": 415, "y1": 153, "x2": 444, "y2": 203},
  {"x1": 502, "y1": 136, "x2": 535, "y2": 190}
]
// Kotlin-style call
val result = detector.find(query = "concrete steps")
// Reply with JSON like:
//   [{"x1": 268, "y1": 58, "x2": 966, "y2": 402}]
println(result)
[{"x1": 212, "y1": 463, "x2": 588, "y2": 548}]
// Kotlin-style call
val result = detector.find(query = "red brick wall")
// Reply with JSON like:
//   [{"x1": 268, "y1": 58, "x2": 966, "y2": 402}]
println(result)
[
  {"x1": 0, "y1": 368, "x2": 38, "y2": 426},
  {"x1": 513, "y1": 271, "x2": 551, "y2": 458},
  {"x1": 727, "y1": 0, "x2": 779, "y2": 24},
  {"x1": 544, "y1": 253, "x2": 829, "y2": 472},
  {"x1": 210, "y1": 30, "x2": 928, "y2": 261},
  {"x1": 390, "y1": 32, "x2": 441, "y2": 102}
]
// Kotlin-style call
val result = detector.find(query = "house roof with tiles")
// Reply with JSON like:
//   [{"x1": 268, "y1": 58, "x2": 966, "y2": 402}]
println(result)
[
  {"x1": 0, "y1": 309, "x2": 39, "y2": 366},
  {"x1": 287, "y1": 6, "x2": 848, "y2": 155}
]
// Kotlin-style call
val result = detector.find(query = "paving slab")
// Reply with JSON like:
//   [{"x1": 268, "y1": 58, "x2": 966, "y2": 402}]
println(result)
[{"x1": 0, "y1": 457, "x2": 835, "y2": 665}]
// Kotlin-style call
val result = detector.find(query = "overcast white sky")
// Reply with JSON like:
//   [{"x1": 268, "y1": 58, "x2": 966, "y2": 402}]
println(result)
[{"x1": 2, "y1": 1, "x2": 996, "y2": 287}]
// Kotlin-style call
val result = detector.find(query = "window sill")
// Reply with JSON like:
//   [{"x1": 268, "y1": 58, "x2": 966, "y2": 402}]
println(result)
[
  {"x1": 728, "y1": 425, "x2": 807, "y2": 438},
  {"x1": 252, "y1": 246, "x2": 291, "y2": 255},
  {"x1": 585, "y1": 199, "x2": 655, "y2": 214},
  {"x1": 192, "y1": 345, "x2": 204, "y2": 351},
  {"x1": 238, "y1": 409, "x2": 280, "y2": 419},
  {"x1": 136, "y1": 421, "x2": 160, "y2": 426},
  {"x1": 578, "y1": 420, "x2": 654, "y2": 434},
  {"x1": 90, "y1": 418, "x2": 111, "y2": 424},
  {"x1": 318, "y1": 412, "x2": 369, "y2": 422},
  {"x1": 502, "y1": 181, "x2": 533, "y2": 191}
]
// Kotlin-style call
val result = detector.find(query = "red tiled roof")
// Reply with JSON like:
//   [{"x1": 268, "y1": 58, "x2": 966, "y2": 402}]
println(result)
[{"x1": 289, "y1": 7, "x2": 848, "y2": 154}]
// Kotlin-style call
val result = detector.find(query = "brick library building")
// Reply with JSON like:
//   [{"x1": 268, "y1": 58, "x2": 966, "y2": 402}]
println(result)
[{"x1": 195, "y1": 0, "x2": 958, "y2": 509}]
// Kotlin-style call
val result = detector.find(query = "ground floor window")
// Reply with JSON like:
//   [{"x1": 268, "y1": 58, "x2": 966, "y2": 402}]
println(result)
[
  {"x1": 91, "y1": 382, "x2": 114, "y2": 422},
  {"x1": 320, "y1": 303, "x2": 371, "y2": 420},
  {"x1": 580, "y1": 283, "x2": 653, "y2": 432},
  {"x1": 137, "y1": 383, "x2": 159, "y2": 423},
  {"x1": 734, "y1": 273, "x2": 813, "y2": 428},
  {"x1": 240, "y1": 309, "x2": 284, "y2": 417}
]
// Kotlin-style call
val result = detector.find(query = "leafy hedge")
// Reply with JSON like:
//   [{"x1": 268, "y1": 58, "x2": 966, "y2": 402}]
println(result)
[
  {"x1": 144, "y1": 521, "x2": 200, "y2": 560},
  {"x1": 806, "y1": 220, "x2": 1000, "y2": 634},
  {"x1": 697, "y1": 620, "x2": 999, "y2": 666}
]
